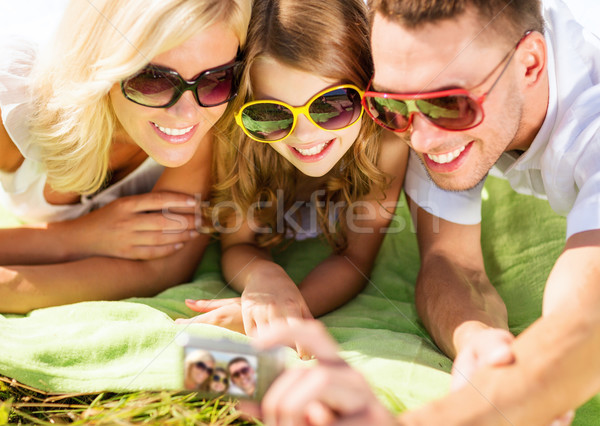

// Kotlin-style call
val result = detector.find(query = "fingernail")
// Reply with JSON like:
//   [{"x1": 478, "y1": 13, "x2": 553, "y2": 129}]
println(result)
[
  {"x1": 187, "y1": 198, "x2": 196, "y2": 206},
  {"x1": 175, "y1": 243, "x2": 184, "y2": 250},
  {"x1": 190, "y1": 230, "x2": 199, "y2": 238}
]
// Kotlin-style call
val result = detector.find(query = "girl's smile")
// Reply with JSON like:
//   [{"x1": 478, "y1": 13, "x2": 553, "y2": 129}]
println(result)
[{"x1": 250, "y1": 58, "x2": 361, "y2": 177}]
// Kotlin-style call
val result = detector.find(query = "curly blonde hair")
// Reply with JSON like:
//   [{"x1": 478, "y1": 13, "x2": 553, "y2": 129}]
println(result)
[
  {"x1": 28, "y1": 0, "x2": 252, "y2": 195},
  {"x1": 212, "y1": 0, "x2": 389, "y2": 252}
]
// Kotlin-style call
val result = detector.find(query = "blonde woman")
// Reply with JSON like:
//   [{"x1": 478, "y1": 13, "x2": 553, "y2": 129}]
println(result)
[
  {"x1": 183, "y1": 350, "x2": 216, "y2": 391},
  {"x1": 182, "y1": 0, "x2": 408, "y2": 357},
  {"x1": 0, "y1": 0, "x2": 251, "y2": 313}
]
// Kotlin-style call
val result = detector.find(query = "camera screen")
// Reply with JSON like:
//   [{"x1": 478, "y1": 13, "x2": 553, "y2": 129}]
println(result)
[{"x1": 183, "y1": 348, "x2": 259, "y2": 398}]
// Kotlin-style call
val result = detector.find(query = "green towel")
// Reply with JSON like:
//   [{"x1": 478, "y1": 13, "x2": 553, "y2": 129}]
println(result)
[{"x1": 0, "y1": 176, "x2": 598, "y2": 423}]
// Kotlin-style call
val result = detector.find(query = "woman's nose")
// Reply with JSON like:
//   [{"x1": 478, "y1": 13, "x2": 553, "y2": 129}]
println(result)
[{"x1": 165, "y1": 90, "x2": 203, "y2": 121}]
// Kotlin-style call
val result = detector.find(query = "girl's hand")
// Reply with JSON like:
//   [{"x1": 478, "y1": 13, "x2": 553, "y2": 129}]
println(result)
[
  {"x1": 67, "y1": 191, "x2": 199, "y2": 260},
  {"x1": 185, "y1": 281, "x2": 314, "y2": 358},
  {"x1": 242, "y1": 279, "x2": 314, "y2": 359},
  {"x1": 177, "y1": 297, "x2": 245, "y2": 334}
]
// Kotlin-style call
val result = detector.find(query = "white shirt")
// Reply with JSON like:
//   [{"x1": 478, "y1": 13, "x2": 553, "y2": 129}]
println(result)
[{"x1": 404, "y1": 0, "x2": 600, "y2": 240}]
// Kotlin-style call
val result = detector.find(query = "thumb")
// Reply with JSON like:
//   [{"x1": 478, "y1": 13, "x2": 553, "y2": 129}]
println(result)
[
  {"x1": 483, "y1": 341, "x2": 515, "y2": 367},
  {"x1": 450, "y1": 349, "x2": 477, "y2": 391}
]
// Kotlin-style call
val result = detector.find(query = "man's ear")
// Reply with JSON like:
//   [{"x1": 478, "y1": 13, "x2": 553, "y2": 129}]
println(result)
[{"x1": 517, "y1": 31, "x2": 547, "y2": 87}]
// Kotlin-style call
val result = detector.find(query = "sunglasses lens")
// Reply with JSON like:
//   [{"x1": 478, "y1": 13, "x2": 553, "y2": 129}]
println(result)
[
  {"x1": 196, "y1": 65, "x2": 237, "y2": 107},
  {"x1": 213, "y1": 375, "x2": 227, "y2": 383},
  {"x1": 415, "y1": 95, "x2": 481, "y2": 130},
  {"x1": 365, "y1": 94, "x2": 482, "y2": 131},
  {"x1": 364, "y1": 96, "x2": 411, "y2": 131},
  {"x1": 240, "y1": 103, "x2": 294, "y2": 142},
  {"x1": 232, "y1": 366, "x2": 250, "y2": 379},
  {"x1": 308, "y1": 87, "x2": 363, "y2": 130},
  {"x1": 194, "y1": 362, "x2": 214, "y2": 375},
  {"x1": 122, "y1": 67, "x2": 180, "y2": 107}
]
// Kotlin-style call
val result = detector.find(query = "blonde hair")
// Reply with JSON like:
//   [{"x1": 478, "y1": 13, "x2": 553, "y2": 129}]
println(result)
[
  {"x1": 184, "y1": 350, "x2": 215, "y2": 391},
  {"x1": 29, "y1": 0, "x2": 252, "y2": 195},
  {"x1": 212, "y1": 0, "x2": 388, "y2": 251}
]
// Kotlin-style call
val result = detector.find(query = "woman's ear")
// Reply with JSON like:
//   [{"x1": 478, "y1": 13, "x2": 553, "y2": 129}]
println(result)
[{"x1": 517, "y1": 31, "x2": 547, "y2": 88}]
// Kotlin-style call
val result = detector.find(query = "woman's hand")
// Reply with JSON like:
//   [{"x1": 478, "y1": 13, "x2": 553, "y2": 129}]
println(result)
[{"x1": 66, "y1": 191, "x2": 199, "y2": 260}]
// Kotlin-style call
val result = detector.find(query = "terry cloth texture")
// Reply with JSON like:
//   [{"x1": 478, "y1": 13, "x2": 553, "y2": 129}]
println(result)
[{"x1": 0, "y1": 176, "x2": 598, "y2": 423}]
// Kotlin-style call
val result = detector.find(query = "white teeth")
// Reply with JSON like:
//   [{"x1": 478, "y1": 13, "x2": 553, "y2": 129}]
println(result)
[
  {"x1": 427, "y1": 145, "x2": 466, "y2": 164},
  {"x1": 295, "y1": 141, "x2": 330, "y2": 156},
  {"x1": 153, "y1": 123, "x2": 194, "y2": 136}
]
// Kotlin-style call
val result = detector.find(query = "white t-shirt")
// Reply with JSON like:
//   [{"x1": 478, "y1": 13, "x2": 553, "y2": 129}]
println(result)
[
  {"x1": 0, "y1": 37, "x2": 164, "y2": 224},
  {"x1": 404, "y1": 0, "x2": 600, "y2": 240}
]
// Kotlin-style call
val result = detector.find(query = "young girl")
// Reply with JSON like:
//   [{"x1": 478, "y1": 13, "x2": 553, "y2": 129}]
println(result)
[
  {"x1": 209, "y1": 367, "x2": 230, "y2": 394},
  {"x1": 182, "y1": 0, "x2": 408, "y2": 356},
  {"x1": 0, "y1": 0, "x2": 251, "y2": 313}
]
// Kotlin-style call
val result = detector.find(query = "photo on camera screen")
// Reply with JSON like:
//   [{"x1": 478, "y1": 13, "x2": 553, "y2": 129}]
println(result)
[
  {"x1": 178, "y1": 334, "x2": 285, "y2": 401},
  {"x1": 183, "y1": 347, "x2": 259, "y2": 398}
]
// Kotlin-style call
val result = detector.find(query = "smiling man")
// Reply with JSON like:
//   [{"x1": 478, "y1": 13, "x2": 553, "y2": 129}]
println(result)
[
  {"x1": 363, "y1": 0, "x2": 600, "y2": 421},
  {"x1": 228, "y1": 357, "x2": 257, "y2": 397}
]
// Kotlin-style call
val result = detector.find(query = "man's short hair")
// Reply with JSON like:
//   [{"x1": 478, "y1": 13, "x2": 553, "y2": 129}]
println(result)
[
  {"x1": 368, "y1": 0, "x2": 544, "y2": 43},
  {"x1": 227, "y1": 357, "x2": 250, "y2": 370}
]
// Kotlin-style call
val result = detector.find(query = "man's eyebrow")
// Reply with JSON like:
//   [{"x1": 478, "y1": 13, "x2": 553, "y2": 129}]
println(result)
[{"x1": 369, "y1": 81, "x2": 396, "y2": 93}]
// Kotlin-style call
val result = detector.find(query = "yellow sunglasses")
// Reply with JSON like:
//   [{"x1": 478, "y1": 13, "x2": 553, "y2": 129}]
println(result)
[{"x1": 234, "y1": 84, "x2": 365, "y2": 143}]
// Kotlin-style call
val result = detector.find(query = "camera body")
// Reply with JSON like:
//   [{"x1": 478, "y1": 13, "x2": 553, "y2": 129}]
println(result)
[{"x1": 179, "y1": 333, "x2": 285, "y2": 401}]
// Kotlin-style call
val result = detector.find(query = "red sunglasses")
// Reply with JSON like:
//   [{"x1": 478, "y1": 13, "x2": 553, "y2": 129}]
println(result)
[{"x1": 362, "y1": 31, "x2": 531, "y2": 132}]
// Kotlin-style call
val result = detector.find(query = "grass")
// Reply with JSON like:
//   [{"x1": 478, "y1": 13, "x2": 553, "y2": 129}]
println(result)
[{"x1": 0, "y1": 376, "x2": 258, "y2": 425}]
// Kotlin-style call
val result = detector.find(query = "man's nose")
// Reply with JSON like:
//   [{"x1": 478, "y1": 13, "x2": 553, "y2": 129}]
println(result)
[{"x1": 408, "y1": 113, "x2": 449, "y2": 154}]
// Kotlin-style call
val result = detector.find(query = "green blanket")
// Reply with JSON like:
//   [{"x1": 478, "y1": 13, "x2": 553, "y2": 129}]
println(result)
[{"x1": 0, "y1": 176, "x2": 598, "y2": 424}]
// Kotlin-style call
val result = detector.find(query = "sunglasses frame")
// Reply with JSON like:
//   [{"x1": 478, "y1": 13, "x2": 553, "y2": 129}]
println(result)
[
  {"x1": 235, "y1": 84, "x2": 365, "y2": 143},
  {"x1": 230, "y1": 366, "x2": 252, "y2": 380},
  {"x1": 193, "y1": 361, "x2": 214, "y2": 376},
  {"x1": 121, "y1": 61, "x2": 242, "y2": 109},
  {"x1": 363, "y1": 31, "x2": 532, "y2": 133},
  {"x1": 211, "y1": 374, "x2": 228, "y2": 384}
]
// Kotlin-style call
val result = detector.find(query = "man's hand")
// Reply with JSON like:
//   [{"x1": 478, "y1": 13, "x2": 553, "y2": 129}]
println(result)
[
  {"x1": 239, "y1": 320, "x2": 398, "y2": 426},
  {"x1": 451, "y1": 326, "x2": 515, "y2": 391},
  {"x1": 452, "y1": 326, "x2": 574, "y2": 426}
]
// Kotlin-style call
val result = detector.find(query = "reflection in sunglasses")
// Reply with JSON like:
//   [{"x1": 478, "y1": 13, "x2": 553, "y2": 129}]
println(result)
[
  {"x1": 121, "y1": 61, "x2": 240, "y2": 109},
  {"x1": 235, "y1": 85, "x2": 364, "y2": 143},
  {"x1": 372, "y1": 97, "x2": 461, "y2": 120},
  {"x1": 364, "y1": 31, "x2": 532, "y2": 132}
]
